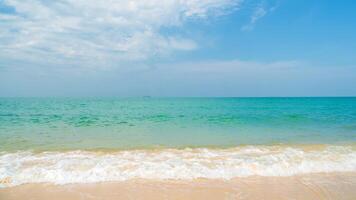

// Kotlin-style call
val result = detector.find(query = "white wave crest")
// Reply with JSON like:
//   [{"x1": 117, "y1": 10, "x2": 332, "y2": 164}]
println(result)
[{"x1": 0, "y1": 146, "x2": 355, "y2": 187}]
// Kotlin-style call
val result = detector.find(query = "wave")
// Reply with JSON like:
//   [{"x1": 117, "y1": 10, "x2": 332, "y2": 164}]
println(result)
[{"x1": 0, "y1": 145, "x2": 355, "y2": 187}]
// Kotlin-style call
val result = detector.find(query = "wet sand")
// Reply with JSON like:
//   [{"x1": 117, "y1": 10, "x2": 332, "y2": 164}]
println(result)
[{"x1": 1, "y1": 173, "x2": 355, "y2": 200}]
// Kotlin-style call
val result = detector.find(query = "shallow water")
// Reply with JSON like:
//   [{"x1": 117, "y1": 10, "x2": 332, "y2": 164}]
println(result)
[{"x1": 1, "y1": 97, "x2": 355, "y2": 151}]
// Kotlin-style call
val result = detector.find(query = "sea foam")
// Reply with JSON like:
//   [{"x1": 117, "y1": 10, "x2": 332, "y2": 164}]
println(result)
[{"x1": 0, "y1": 145, "x2": 355, "y2": 187}]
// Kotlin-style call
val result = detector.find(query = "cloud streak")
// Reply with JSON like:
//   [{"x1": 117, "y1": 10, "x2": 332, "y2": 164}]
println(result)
[
  {"x1": 0, "y1": 0, "x2": 242, "y2": 69},
  {"x1": 241, "y1": 2, "x2": 276, "y2": 31}
]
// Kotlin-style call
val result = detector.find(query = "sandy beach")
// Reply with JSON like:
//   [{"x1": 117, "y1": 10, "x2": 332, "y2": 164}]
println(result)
[{"x1": 1, "y1": 173, "x2": 355, "y2": 200}]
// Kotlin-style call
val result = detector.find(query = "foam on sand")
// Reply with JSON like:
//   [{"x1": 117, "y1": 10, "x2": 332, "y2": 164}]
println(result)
[{"x1": 0, "y1": 145, "x2": 355, "y2": 187}]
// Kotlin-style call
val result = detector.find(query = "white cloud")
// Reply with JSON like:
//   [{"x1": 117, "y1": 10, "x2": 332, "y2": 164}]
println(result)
[
  {"x1": 0, "y1": 0, "x2": 242, "y2": 69},
  {"x1": 157, "y1": 59, "x2": 302, "y2": 74},
  {"x1": 241, "y1": 2, "x2": 276, "y2": 31}
]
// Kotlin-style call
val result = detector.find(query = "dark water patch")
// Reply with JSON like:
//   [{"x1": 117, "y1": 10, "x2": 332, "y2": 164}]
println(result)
[
  {"x1": 117, "y1": 121, "x2": 129, "y2": 124},
  {"x1": 206, "y1": 115, "x2": 242, "y2": 125},
  {"x1": 0, "y1": 113, "x2": 19, "y2": 117},
  {"x1": 285, "y1": 114, "x2": 308, "y2": 121},
  {"x1": 341, "y1": 124, "x2": 356, "y2": 131},
  {"x1": 145, "y1": 114, "x2": 172, "y2": 122}
]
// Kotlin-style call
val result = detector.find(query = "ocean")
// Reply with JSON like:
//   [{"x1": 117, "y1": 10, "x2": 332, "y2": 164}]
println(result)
[{"x1": 0, "y1": 97, "x2": 355, "y2": 187}]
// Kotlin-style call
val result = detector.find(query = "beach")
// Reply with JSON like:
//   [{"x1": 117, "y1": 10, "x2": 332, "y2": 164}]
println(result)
[
  {"x1": 0, "y1": 145, "x2": 355, "y2": 199},
  {"x1": 0, "y1": 98, "x2": 355, "y2": 199},
  {"x1": 1, "y1": 173, "x2": 355, "y2": 200}
]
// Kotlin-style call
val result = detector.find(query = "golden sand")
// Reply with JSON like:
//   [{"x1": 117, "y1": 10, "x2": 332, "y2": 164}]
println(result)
[{"x1": 1, "y1": 173, "x2": 355, "y2": 200}]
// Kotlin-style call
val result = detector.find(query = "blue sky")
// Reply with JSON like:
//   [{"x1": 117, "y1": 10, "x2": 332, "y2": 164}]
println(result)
[{"x1": 0, "y1": 0, "x2": 355, "y2": 97}]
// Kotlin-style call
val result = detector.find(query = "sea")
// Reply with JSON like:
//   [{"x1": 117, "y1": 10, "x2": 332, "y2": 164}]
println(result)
[{"x1": 0, "y1": 97, "x2": 355, "y2": 187}]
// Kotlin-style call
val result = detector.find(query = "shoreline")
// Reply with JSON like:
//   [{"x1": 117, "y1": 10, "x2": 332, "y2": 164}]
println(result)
[
  {"x1": 1, "y1": 173, "x2": 355, "y2": 200},
  {"x1": 1, "y1": 145, "x2": 355, "y2": 187},
  {"x1": 2, "y1": 142, "x2": 355, "y2": 153}
]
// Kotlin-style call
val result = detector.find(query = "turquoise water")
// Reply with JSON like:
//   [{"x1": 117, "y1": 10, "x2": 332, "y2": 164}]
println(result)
[
  {"x1": 1, "y1": 97, "x2": 356, "y2": 186},
  {"x1": 1, "y1": 97, "x2": 355, "y2": 151}
]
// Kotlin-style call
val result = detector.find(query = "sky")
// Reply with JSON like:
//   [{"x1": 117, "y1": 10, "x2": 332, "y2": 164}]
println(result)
[{"x1": 0, "y1": 0, "x2": 356, "y2": 97}]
